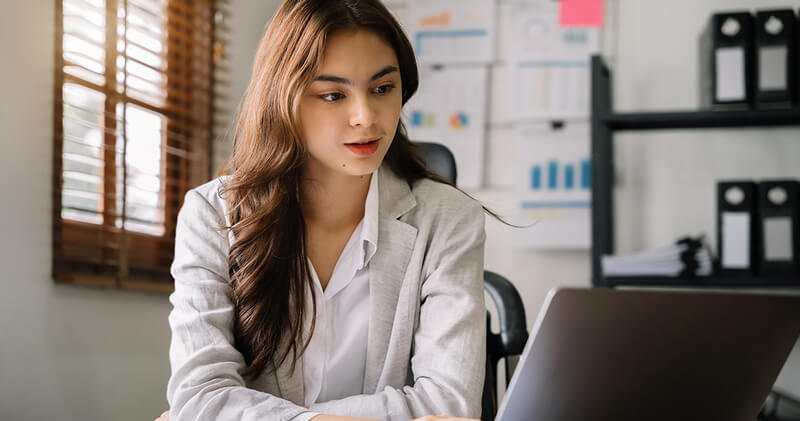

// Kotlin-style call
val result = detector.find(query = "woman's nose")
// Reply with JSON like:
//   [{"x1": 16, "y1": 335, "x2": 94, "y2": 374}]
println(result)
[{"x1": 349, "y1": 95, "x2": 377, "y2": 127}]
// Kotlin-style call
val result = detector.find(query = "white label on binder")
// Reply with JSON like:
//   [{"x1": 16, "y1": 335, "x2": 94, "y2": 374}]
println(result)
[
  {"x1": 759, "y1": 46, "x2": 787, "y2": 91},
  {"x1": 716, "y1": 47, "x2": 745, "y2": 101},
  {"x1": 722, "y1": 211, "x2": 750, "y2": 268},
  {"x1": 764, "y1": 217, "x2": 793, "y2": 262}
]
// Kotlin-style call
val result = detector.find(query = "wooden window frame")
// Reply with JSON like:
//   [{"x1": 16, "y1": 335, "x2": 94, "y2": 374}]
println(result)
[{"x1": 53, "y1": 0, "x2": 224, "y2": 292}]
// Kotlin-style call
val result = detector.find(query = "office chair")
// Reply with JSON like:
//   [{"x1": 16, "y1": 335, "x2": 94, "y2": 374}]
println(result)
[
  {"x1": 415, "y1": 141, "x2": 457, "y2": 183},
  {"x1": 414, "y1": 141, "x2": 529, "y2": 421}
]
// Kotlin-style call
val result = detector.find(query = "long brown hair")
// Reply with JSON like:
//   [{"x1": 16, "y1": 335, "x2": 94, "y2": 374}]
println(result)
[{"x1": 221, "y1": 0, "x2": 436, "y2": 379}]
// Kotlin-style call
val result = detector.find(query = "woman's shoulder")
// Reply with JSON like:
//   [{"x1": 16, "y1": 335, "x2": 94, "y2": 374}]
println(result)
[
  {"x1": 181, "y1": 175, "x2": 231, "y2": 219},
  {"x1": 408, "y1": 177, "x2": 483, "y2": 221}
]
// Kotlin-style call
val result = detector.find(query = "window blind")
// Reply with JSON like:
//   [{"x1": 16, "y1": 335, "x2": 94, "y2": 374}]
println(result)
[{"x1": 54, "y1": 0, "x2": 229, "y2": 291}]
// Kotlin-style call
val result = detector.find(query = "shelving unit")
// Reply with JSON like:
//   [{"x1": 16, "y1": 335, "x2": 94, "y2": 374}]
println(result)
[{"x1": 590, "y1": 55, "x2": 800, "y2": 288}]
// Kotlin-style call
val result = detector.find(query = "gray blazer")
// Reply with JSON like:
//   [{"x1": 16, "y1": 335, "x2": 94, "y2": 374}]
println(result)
[{"x1": 167, "y1": 165, "x2": 486, "y2": 421}]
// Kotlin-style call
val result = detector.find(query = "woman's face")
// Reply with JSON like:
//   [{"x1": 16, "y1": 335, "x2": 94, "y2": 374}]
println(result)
[{"x1": 298, "y1": 29, "x2": 403, "y2": 180}]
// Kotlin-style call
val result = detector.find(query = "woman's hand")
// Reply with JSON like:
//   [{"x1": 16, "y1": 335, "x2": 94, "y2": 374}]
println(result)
[{"x1": 154, "y1": 410, "x2": 169, "y2": 421}]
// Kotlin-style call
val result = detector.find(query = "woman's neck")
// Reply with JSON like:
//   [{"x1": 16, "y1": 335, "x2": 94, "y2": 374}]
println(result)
[{"x1": 301, "y1": 168, "x2": 372, "y2": 230}]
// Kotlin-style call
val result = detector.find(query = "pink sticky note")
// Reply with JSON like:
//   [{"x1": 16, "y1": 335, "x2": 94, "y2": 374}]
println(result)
[{"x1": 559, "y1": 0, "x2": 604, "y2": 27}]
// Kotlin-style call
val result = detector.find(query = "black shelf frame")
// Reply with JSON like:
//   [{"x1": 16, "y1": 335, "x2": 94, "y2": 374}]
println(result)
[{"x1": 590, "y1": 55, "x2": 800, "y2": 288}]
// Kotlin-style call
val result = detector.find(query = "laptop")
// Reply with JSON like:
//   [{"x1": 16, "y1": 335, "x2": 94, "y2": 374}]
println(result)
[{"x1": 494, "y1": 287, "x2": 800, "y2": 421}]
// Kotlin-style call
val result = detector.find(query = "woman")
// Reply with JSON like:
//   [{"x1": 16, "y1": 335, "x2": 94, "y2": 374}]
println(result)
[{"x1": 163, "y1": 1, "x2": 486, "y2": 420}]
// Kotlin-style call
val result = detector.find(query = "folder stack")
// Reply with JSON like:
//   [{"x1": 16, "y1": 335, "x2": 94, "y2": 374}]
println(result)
[{"x1": 601, "y1": 237, "x2": 712, "y2": 278}]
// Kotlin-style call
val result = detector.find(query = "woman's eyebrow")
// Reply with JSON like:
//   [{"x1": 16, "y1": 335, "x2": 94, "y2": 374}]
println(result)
[{"x1": 314, "y1": 65, "x2": 399, "y2": 85}]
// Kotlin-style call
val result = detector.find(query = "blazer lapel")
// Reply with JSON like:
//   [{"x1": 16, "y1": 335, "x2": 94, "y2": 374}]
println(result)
[{"x1": 363, "y1": 166, "x2": 418, "y2": 394}]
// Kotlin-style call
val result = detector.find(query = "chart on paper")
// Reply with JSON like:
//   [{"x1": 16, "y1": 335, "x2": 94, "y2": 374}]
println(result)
[
  {"x1": 509, "y1": 0, "x2": 598, "y2": 120},
  {"x1": 409, "y1": 0, "x2": 495, "y2": 64},
  {"x1": 405, "y1": 65, "x2": 488, "y2": 190},
  {"x1": 515, "y1": 123, "x2": 591, "y2": 249}
]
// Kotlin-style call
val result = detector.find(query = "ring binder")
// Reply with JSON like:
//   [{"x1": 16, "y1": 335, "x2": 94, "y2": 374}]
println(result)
[
  {"x1": 717, "y1": 181, "x2": 758, "y2": 275},
  {"x1": 757, "y1": 180, "x2": 800, "y2": 279},
  {"x1": 754, "y1": 9, "x2": 796, "y2": 108},
  {"x1": 700, "y1": 12, "x2": 755, "y2": 110}
]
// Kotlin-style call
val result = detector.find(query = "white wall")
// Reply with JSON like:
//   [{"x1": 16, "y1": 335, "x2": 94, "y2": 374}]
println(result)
[
  {"x1": 1, "y1": 0, "x2": 798, "y2": 419},
  {"x1": 212, "y1": 1, "x2": 283, "y2": 172}
]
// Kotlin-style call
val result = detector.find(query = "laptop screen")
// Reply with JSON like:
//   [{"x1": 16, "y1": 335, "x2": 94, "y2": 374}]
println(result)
[{"x1": 495, "y1": 288, "x2": 800, "y2": 421}]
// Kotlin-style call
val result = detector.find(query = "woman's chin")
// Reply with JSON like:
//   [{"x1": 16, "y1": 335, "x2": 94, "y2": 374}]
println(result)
[{"x1": 338, "y1": 159, "x2": 381, "y2": 178}]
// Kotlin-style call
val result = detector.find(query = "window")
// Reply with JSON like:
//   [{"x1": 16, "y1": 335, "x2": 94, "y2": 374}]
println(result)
[{"x1": 54, "y1": 0, "x2": 229, "y2": 291}]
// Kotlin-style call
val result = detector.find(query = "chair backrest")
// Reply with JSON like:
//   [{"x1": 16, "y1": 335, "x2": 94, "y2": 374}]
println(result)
[
  {"x1": 481, "y1": 271, "x2": 528, "y2": 421},
  {"x1": 414, "y1": 141, "x2": 528, "y2": 420},
  {"x1": 415, "y1": 141, "x2": 457, "y2": 184}
]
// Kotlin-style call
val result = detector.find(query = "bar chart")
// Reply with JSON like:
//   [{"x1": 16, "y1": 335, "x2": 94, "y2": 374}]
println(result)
[
  {"x1": 515, "y1": 123, "x2": 591, "y2": 249},
  {"x1": 529, "y1": 159, "x2": 590, "y2": 192}
]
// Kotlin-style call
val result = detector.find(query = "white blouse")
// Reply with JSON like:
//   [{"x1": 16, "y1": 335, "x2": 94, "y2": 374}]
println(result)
[{"x1": 294, "y1": 172, "x2": 379, "y2": 421}]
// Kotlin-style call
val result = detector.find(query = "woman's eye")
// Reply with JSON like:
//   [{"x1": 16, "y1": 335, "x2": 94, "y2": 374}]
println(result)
[
  {"x1": 374, "y1": 84, "x2": 395, "y2": 95},
  {"x1": 319, "y1": 92, "x2": 344, "y2": 102}
]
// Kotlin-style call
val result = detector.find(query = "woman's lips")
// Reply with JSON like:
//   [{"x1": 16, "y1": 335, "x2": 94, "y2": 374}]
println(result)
[{"x1": 344, "y1": 138, "x2": 380, "y2": 157}]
